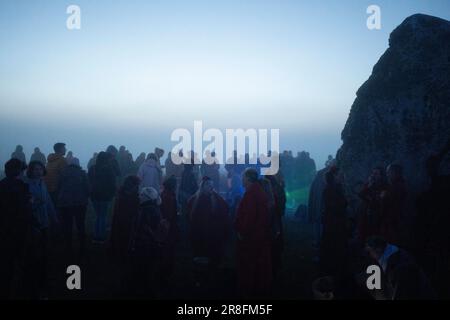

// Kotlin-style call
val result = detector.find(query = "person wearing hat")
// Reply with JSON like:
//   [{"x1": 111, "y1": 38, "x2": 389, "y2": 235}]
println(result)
[
  {"x1": 128, "y1": 186, "x2": 167, "y2": 297},
  {"x1": 0, "y1": 159, "x2": 32, "y2": 299},
  {"x1": 57, "y1": 158, "x2": 90, "y2": 257}
]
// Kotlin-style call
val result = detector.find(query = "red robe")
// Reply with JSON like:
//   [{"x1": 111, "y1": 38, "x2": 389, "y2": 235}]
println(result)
[{"x1": 235, "y1": 182, "x2": 272, "y2": 297}]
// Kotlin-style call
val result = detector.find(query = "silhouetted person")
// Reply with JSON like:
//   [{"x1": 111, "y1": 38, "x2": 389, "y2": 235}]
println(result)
[
  {"x1": 320, "y1": 166, "x2": 348, "y2": 278},
  {"x1": 87, "y1": 152, "x2": 98, "y2": 170},
  {"x1": 110, "y1": 175, "x2": 140, "y2": 294},
  {"x1": 380, "y1": 164, "x2": 407, "y2": 246},
  {"x1": 365, "y1": 236, "x2": 435, "y2": 300},
  {"x1": 11, "y1": 145, "x2": 26, "y2": 164},
  {"x1": 57, "y1": 158, "x2": 89, "y2": 258},
  {"x1": 30, "y1": 147, "x2": 46, "y2": 166},
  {"x1": 44, "y1": 142, "x2": 67, "y2": 204},
  {"x1": 88, "y1": 152, "x2": 118, "y2": 243},
  {"x1": 23, "y1": 161, "x2": 57, "y2": 299},
  {"x1": 357, "y1": 167, "x2": 387, "y2": 244},
  {"x1": 155, "y1": 147, "x2": 165, "y2": 169},
  {"x1": 66, "y1": 151, "x2": 74, "y2": 164},
  {"x1": 135, "y1": 152, "x2": 146, "y2": 172},
  {"x1": 159, "y1": 175, "x2": 179, "y2": 285},
  {"x1": 201, "y1": 150, "x2": 220, "y2": 192},
  {"x1": 187, "y1": 177, "x2": 230, "y2": 272},
  {"x1": 308, "y1": 166, "x2": 330, "y2": 248},
  {"x1": 106, "y1": 145, "x2": 121, "y2": 177},
  {"x1": 415, "y1": 140, "x2": 450, "y2": 298},
  {"x1": 0, "y1": 159, "x2": 31, "y2": 299},
  {"x1": 179, "y1": 163, "x2": 199, "y2": 219},
  {"x1": 137, "y1": 153, "x2": 163, "y2": 192},
  {"x1": 128, "y1": 187, "x2": 167, "y2": 298},
  {"x1": 266, "y1": 174, "x2": 286, "y2": 278},
  {"x1": 235, "y1": 168, "x2": 272, "y2": 298}
]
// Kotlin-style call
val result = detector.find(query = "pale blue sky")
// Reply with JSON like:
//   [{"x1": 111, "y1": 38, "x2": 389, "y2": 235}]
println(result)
[{"x1": 1, "y1": 0, "x2": 449, "y2": 167}]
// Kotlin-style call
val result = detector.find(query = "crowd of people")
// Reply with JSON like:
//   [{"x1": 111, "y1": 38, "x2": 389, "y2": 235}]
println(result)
[
  {"x1": 309, "y1": 141, "x2": 450, "y2": 300},
  {"x1": 1, "y1": 141, "x2": 449, "y2": 300},
  {"x1": 0, "y1": 143, "x2": 286, "y2": 299}
]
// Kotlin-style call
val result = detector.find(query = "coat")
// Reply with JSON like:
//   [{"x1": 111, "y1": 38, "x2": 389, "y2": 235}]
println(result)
[
  {"x1": 88, "y1": 163, "x2": 117, "y2": 202},
  {"x1": 24, "y1": 177, "x2": 56, "y2": 232},
  {"x1": 137, "y1": 159, "x2": 162, "y2": 192},
  {"x1": 110, "y1": 190, "x2": 140, "y2": 261},
  {"x1": 235, "y1": 182, "x2": 272, "y2": 296},
  {"x1": 44, "y1": 154, "x2": 67, "y2": 193},
  {"x1": 0, "y1": 177, "x2": 32, "y2": 253},
  {"x1": 57, "y1": 164, "x2": 89, "y2": 207},
  {"x1": 187, "y1": 191, "x2": 229, "y2": 262}
]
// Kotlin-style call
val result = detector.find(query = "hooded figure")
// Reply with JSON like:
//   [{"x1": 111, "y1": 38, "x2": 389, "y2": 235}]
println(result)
[
  {"x1": 137, "y1": 153, "x2": 163, "y2": 192},
  {"x1": 30, "y1": 147, "x2": 46, "y2": 166},
  {"x1": 235, "y1": 168, "x2": 272, "y2": 298},
  {"x1": 11, "y1": 145, "x2": 26, "y2": 164},
  {"x1": 57, "y1": 158, "x2": 89, "y2": 256},
  {"x1": 127, "y1": 187, "x2": 167, "y2": 297},
  {"x1": 187, "y1": 177, "x2": 230, "y2": 268}
]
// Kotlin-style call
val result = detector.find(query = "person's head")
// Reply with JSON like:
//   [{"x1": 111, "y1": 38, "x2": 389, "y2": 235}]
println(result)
[
  {"x1": 199, "y1": 176, "x2": 214, "y2": 194},
  {"x1": 120, "y1": 175, "x2": 141, "y2": 196},
  {"x1": 211, "y1": 151, "x2": 216, "y2": 158},
  {"x1": 67, "y1": 151, "x2": 73, "y2": 157},
  {"x1": 139, "y1": 187, "x2": 161, "y2": 205},
  {"x1": 96, "y1": 151, "x2": 110, "y2": 167},
  {"x1": 53, "y1": 142, "x2": 66, "y2": 156},
  {"x1": 4, "y1": 158, "x2": 27, "y2": 178},
  {"x1": 370, "y1": 166, "x2": 385, "y2": 185},
  {"x1": 34, "y1": 147, "x2": 40, "y2": 153},
  {"x1": 69, "y1": 157, "x2": 80, "y2": 167},
  {"x1": 365, "y1": 236, "x2": 388, "y2": 261},
  {"x1": 155, "y1": 147, "x2": 164, "y2": 158},
  {"x1": 15, "y1": 145, "x2": 23, "y2": 152},
  {"x1": 27, "y1": 161, "x2": 46, "y2": 179},
  {"x1": 328, "y1": 155, "x2": 333, "y2": 160},
  {"x1": 147, "y1": 153, "x2": 158, "y2": 161},
  {"x1": 119, "y1": 146, "x2": 126, "y2": 153},
  {"x1": 386, "y1": 164, "x2": 403, "y2": 184},
  {"x1": 106, "y1": 145, "x2": 118, "y2": 156},
  {"x1": 163, "y1": 175, "x2": 177, "y2": 193},
  {"x1": 93, "y1": 152, "x2": 98, "y2": 158},
  {"x1": 242, "y1": 168, "x2": 259, "y2": 189}
]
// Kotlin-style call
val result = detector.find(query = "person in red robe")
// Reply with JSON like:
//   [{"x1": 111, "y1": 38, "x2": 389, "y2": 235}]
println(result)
[
  {"x1": 235, "y1": 168, "x2": 272, "y2": 298},
  {"x1": 187, "y1": 176, "x2": 230, "y2": 269}
]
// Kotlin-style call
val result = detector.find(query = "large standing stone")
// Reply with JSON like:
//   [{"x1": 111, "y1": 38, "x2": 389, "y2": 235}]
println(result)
[{"x1": 336, "y1": 14, "x2": 450, "y2": 206}]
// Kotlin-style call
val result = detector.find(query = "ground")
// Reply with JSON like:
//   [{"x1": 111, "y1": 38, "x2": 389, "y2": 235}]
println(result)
[{"x1": 45, "y1": 207, "x2": 317, "y2": 300}]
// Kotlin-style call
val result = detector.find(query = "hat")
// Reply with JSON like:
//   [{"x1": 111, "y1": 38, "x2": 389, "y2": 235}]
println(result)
[{"x1": 139, "y1": 187, "x2": 161, "y2": 205}]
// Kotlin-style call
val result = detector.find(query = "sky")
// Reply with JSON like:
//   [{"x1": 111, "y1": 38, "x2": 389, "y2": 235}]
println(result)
[{"x1": 1, "y1": 0, "x2": 449, "y2": 168}]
